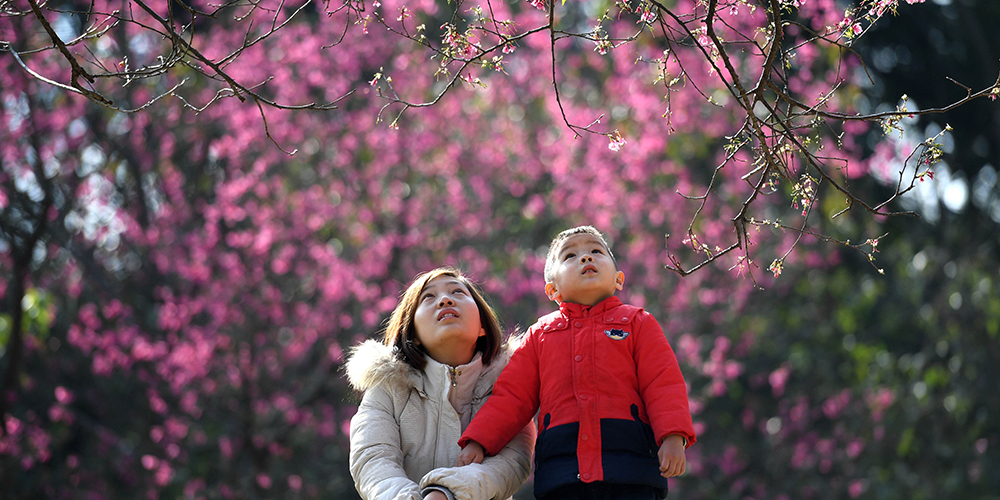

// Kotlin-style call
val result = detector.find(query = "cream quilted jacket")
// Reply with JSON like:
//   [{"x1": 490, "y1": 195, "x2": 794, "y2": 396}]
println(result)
[{"x1": 346, "y1": 340, "x2": 535, "y2": 500}]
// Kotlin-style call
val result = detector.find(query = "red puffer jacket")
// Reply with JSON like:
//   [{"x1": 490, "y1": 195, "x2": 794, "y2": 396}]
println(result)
[{"x1": 459, "y1": 296, "x2": 696, "y2": 498}]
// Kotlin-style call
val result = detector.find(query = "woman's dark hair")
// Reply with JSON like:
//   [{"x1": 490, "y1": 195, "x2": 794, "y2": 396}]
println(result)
[{"x1": 382, "y1": 267, "x2": 503, "y2": 370}]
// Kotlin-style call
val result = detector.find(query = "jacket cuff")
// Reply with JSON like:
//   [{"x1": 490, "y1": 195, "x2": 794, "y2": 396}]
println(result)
[
  {"x1": 660, "y1": 432, "x2": 693, "y2": 448},
  {"x1": 421, "y1": 485, "x2": 456, "y2": 500}
]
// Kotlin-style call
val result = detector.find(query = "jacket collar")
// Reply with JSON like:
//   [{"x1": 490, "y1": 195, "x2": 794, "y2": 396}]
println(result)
[
  {"x1": 558, "y1": 295, "x2": 623, "y2": 319},
  {"x1": 345, "y1": 339, "x2": 512, "y2": 395},
  {"x1": 421, "y1": 352, "x2": 484, "y2": 404}
]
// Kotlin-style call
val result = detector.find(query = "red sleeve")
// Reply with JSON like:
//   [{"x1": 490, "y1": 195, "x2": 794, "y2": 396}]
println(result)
[
  {"x1": 459, "y1": 329, "x2": 542, "y2": 455},
  {"x1": 634, "y1": 312, "x2": 696, "y2": 447}
]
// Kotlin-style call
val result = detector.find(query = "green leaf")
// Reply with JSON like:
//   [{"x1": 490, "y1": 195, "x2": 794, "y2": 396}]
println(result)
[
  {"x1": 897, "y1": 427, "x2": 915, "y2": 457},
  {"x1": 0, "y1": 314, "x2": 10, "y2": 347}
]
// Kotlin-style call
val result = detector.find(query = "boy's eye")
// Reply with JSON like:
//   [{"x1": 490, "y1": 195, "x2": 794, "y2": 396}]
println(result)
[
  {"x1": 592, "y1": 248, "x2": 603, "y2": 254},
  {"x1": 563, "y1": 252, "x2": 576, "y2": 260}
]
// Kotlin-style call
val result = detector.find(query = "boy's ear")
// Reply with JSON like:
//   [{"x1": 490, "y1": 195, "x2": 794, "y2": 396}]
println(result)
[
  {"x1": 544, "y1": 282, "x2": 562, "y2": 303},
  {"x1": 615, "y1": 271, "x2": 625, "y2": 291}
]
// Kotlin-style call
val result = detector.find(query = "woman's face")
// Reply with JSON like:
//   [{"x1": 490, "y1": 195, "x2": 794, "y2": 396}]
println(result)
[{"x1": 412, "y1": 275, "x2": 484, "y2": 367}]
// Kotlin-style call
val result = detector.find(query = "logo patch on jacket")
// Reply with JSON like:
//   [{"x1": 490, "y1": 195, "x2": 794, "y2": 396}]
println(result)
[{"x1": 605, "y1": 328, "x2": 630, "y2": 340}]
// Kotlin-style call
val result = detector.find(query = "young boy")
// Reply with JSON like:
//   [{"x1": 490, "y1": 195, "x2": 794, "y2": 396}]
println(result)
[{"x1": 457, "y1": 226, "x2": 695, "y2": 500}]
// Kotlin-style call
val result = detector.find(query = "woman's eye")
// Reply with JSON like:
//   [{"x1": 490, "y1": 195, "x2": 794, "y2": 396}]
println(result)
[
  {"x1": 421, "y1": 293, "x2": 434, "y2": 301},
  {"x1": 453, "y1": 288, "x2": 466, "y2": 295}
]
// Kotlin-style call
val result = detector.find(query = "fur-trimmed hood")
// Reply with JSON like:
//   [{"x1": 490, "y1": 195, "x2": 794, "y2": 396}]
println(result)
[
  {"x1": 344, "y1": 336, "x2": 523, "y2": 393},
  {"x1": 345, "y1": 340, "x2": 416, "y2": 393}
]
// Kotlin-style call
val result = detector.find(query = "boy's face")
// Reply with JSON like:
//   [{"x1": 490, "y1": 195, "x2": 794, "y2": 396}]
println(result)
[{"x1": 545, "y1": 233, "x2": 624, "y2": 307}]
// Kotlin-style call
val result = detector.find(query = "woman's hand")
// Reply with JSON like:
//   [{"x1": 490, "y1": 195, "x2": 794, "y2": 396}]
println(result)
[
  {"x1": 424, "y1": 490, "x2": 449, "y2": 500},
  {"x1": 455, "y1": 440, "x2": 485, "y2": 466}
]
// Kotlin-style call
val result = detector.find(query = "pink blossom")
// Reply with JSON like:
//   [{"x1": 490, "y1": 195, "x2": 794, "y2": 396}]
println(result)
[
  {"x1": 219, "y1": 437, "x2": 234, "y2": 460},
  {"x1": 54, "y1": 386, "x2": 73, "y2": 405},
  {"x1": 711, "y1": 336, "x2": 730, "y2": 361},
  {"x1": 789, "y1": 397, "x2": 808, "y2": 424},
  {"x1": 677, "y1": 334, "x2": 702, "y2": 365},
  {"x1": 846, "y1": 440, "x2": 864, "y2": 457},
  {"x1": 769, "y1": 365, "x2": 791, "y2": 397},
  {"x1": 48, "y1": 405, "x2": 72, "y2": 423},
  {"x1": 155, "y1": 462, "x2": 174, "y2": 486},
  {"x1": 724, "y1": 360, "x2": 743, "y2": 379},
  {"x1": 769, "y1": 259, "x2": 783, "y2": 278},
  {"x1": 697, "y1": 31, "x2": 711, "y2": 48},
  {"x1": 148, "y1": 390, "x2": 168, "y2": 414},
  {"x1": 594, "y1": 39, "x2": 611, "y2": 55},
  {"x1": 849, "y1": 480, "x2": 865, "y2": 498},
  {"x1": 719, "y1": 445, "x2": 745, "y2": 475},
  {"x1": 868, "y1": 0, "x2": 894, "y2": 17},
  {"x1": 710, "y1": 380, "x2": 726, "y2": 396},
  {"x1": 791, "y1": 440, "x2": 812, "y2": 468},
  {"x1": 865, "y1": 387, "x2": 896, "y2": 421},
  {"x1": 165, "y1": 418, "x2": 189, "y2": 439},
  {"x1": 608, "y1": 131, "x2": 627, "y2": 151},
  {"x1": 256, "y1": 474, "x2": 272, "y2": 489},
  {"x1": 183, "y1": 479, "x2": 206, "y2": 499}
]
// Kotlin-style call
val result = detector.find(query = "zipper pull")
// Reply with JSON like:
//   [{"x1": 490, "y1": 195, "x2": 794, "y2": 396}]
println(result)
[{"x1": 448, "y1": 367, "x2": 460, "y2": 387}]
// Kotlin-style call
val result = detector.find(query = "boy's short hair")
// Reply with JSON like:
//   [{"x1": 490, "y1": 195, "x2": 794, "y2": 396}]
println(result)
[{"x1": 543, "y1": 225, "x2": 616, "y2": 283}]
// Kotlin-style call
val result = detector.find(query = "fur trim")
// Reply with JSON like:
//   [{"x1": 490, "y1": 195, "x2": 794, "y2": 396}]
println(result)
[
  {"x1": 344, "y1": 335, "x2": 523, "y2": 393},
  {"x1": 504, "y1": 328, "x2": 528, "y2": 352},
  {"x1": 344, "y1": 340, "x2": 416, "y2": 392}
]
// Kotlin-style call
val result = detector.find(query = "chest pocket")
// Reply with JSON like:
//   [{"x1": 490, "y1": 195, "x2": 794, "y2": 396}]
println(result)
[
  {"x1": 601, "y1": 311, "x2": 638, "y2": 346},
  {"x1": 596, "y1": 312, "x2": 641, "y2": 390}
]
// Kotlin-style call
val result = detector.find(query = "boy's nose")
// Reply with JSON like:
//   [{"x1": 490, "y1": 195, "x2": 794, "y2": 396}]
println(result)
[{"x1": 580, "y1": 254, "x2": 593, "y2": 263}]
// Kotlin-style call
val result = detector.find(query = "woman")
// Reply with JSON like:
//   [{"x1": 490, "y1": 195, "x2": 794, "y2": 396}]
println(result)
[{"x1": 346, "y1": 267, "x2": 535, "y2": 500}]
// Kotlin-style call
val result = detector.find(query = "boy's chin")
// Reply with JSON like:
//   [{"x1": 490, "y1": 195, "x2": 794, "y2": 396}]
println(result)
[{"x1": 563, "y1": 291, "x2": 614, "y2": 306}]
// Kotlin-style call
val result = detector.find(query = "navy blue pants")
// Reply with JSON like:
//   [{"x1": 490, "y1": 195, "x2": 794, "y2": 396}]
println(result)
[{"x1": 538, "y1": 482, "x2": 666, "y2": 500}]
